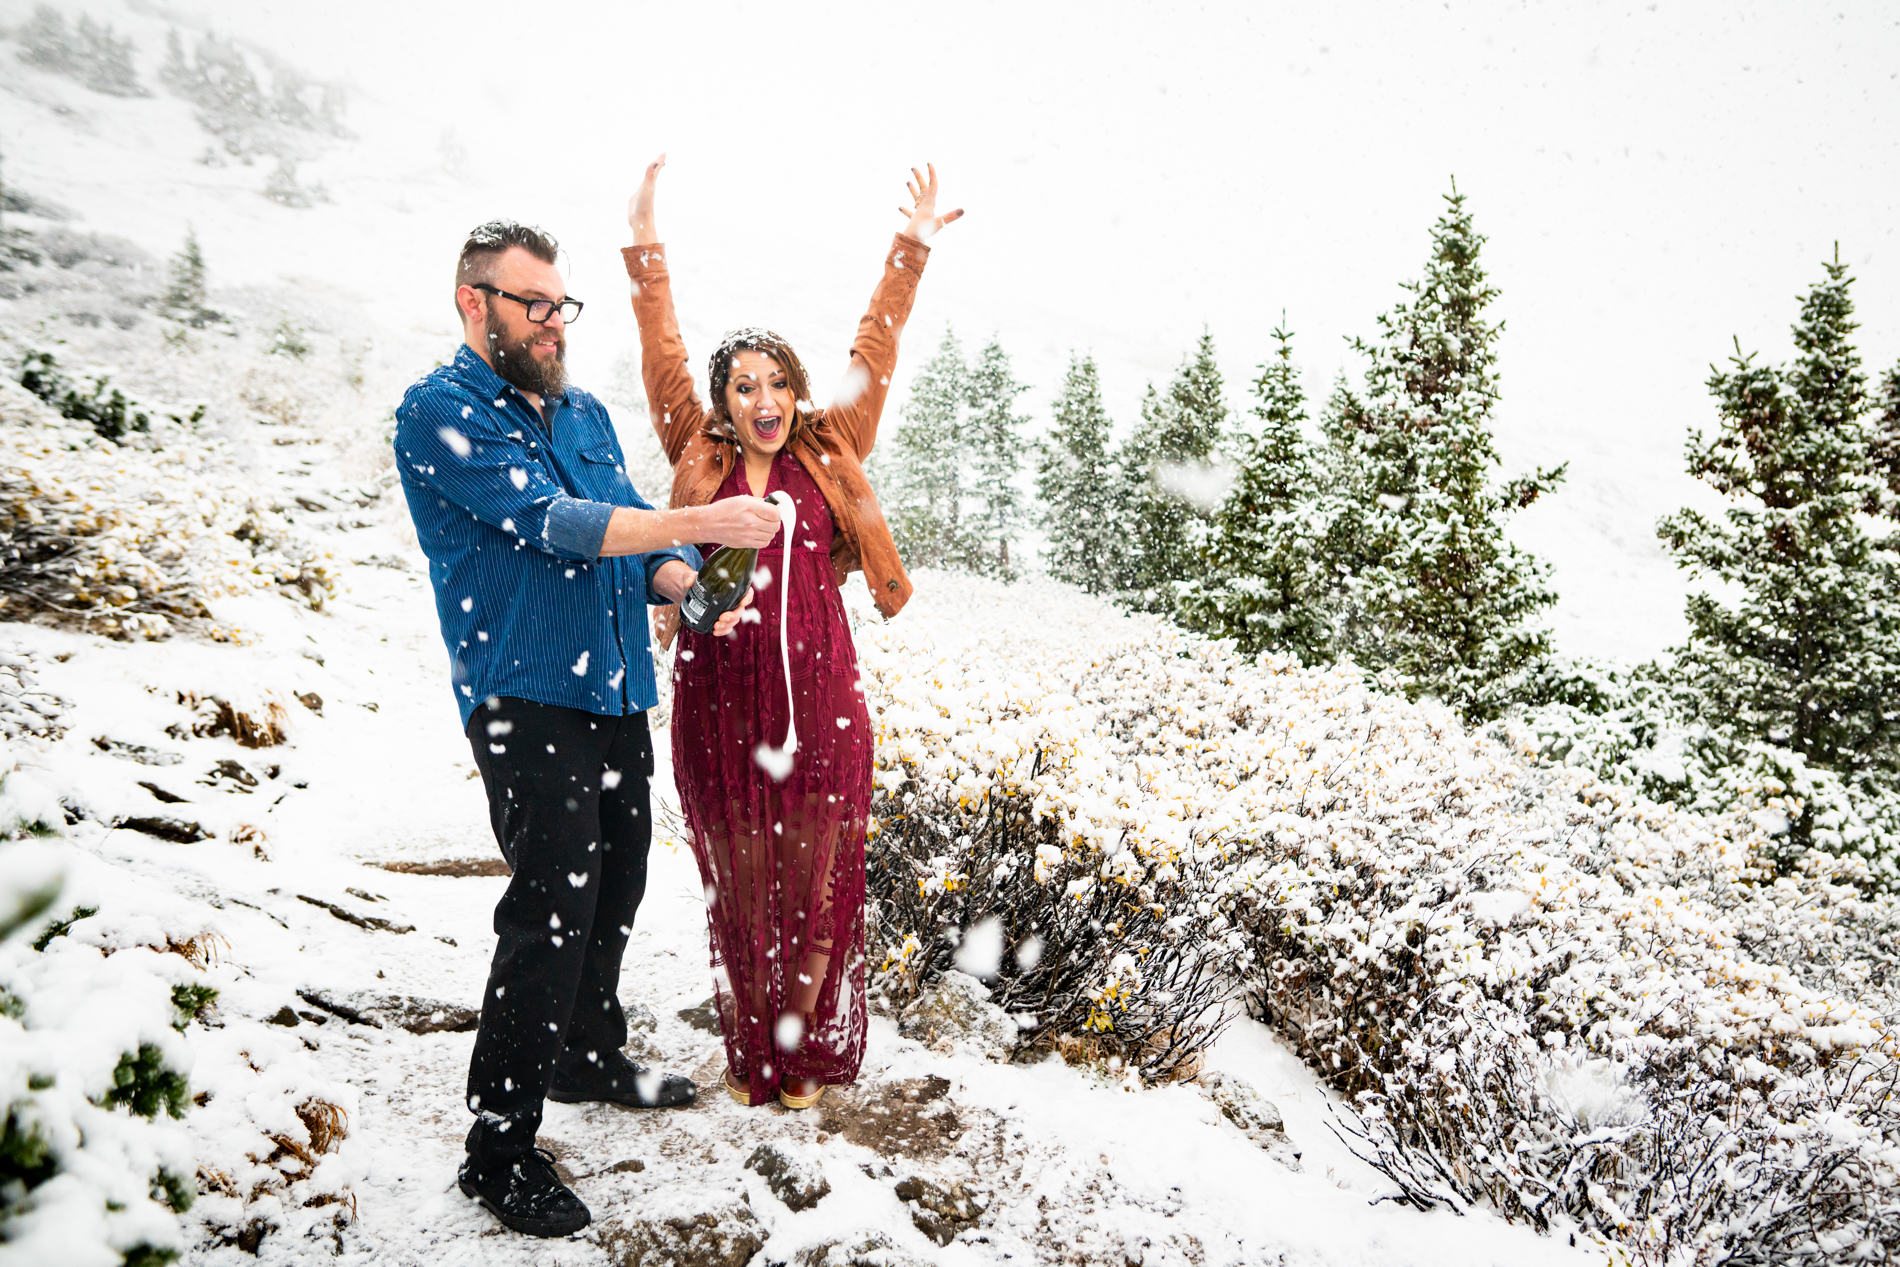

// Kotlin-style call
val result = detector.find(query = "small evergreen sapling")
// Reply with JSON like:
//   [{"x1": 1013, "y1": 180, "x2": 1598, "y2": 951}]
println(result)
[
  {"x1": 1177, "y1": 324, "x2": 1332, "y2": 662},
  {"x1": 1117, "y1": 331, "x2": 1230, "y2": 611},
  {"x1": 964, "y1": 338, "x2": 1031, "y2": 579},
  {"x1": 1036, "y1": 355, "x2": 1124, "y2": 593},
  {"x1": 1869, "y1": 358, "x2": 1900, "y2": 511},
  {"x1": 162, "y1": 230, "x2": 217, "y2": 328},
  {"x1": 883, "y1": 326, "x2": 971, "y2": 568}
]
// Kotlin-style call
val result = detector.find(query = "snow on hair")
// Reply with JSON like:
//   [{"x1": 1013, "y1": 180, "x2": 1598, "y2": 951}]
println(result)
[{"x1": 707, "y1": 327, "x2": 815, "y2": 441}]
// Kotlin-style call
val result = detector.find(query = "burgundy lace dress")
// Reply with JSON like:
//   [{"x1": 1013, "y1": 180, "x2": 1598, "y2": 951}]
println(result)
[{"x1": 672, "y1": 450, "x2": 873, "y2": 1105}]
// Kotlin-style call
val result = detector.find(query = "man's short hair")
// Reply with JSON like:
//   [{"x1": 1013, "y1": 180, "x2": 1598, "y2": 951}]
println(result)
[{"x1": 455, "y1": 220, "x2": 559, "y2": 314}]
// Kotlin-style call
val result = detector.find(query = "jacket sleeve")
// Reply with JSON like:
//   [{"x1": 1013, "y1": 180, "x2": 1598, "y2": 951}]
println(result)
[
  {"x1": 822, "y1": 233, "x2": 930, "y2": 462},
  {"x1": 394, "y1": 379, "x2": 607, "y2": 563},
  {"x1": 621, "y1": 243, "x2": 706, "y2": 467}
]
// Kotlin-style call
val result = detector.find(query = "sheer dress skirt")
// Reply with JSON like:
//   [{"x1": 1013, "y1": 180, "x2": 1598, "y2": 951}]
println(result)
[{"x1": 670, "y1": 453, "x2": 873, "y2": 1105}]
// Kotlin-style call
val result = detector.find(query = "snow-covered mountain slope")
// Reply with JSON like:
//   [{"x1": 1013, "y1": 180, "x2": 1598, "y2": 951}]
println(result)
[
  {"x1": 4, "y1": 0, "x2": 1896, "y2": 663},
  {"x1": 1, "y1": 5, "x2": 1894, "y2": 1264}
]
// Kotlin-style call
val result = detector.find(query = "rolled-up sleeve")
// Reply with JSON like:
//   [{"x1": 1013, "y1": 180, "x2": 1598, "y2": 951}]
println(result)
[{"x1": 543, "y1": 495, "x2": 617, "y2": 559}]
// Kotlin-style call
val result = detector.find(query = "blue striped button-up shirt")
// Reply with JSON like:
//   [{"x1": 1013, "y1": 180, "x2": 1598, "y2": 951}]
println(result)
[{"x1": 394, "y1": 344, "x2": 697, "y2": 725}]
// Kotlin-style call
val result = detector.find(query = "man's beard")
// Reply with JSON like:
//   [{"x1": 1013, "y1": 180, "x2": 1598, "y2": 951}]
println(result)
[{"x1": 485, "y1": 300, "x2": 567, "y2": 397}]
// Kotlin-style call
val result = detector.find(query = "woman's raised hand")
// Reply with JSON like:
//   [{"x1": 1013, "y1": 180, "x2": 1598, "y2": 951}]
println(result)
[
  {"x1": 897, "y1": 163, "x2": 963, "y2": 241},
  {"x1": 628, "y1": 153, "x2": 666, "y2": 246}
]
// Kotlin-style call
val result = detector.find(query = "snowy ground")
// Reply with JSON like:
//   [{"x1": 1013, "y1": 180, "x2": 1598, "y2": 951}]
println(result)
[{"x1": 6, "y1": 550, "x2": 1605, "y2": 1265}]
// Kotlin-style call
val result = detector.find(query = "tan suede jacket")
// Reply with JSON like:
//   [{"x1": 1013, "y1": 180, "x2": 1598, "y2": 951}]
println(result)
[{"x1": 622, "y1": 234, "x2": 927, "y2": 649}]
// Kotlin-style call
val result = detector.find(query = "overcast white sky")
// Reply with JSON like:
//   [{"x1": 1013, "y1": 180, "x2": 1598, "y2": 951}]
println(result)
[{"x1": 16, "y1": 0, "x2": 1900, "y2": 657}]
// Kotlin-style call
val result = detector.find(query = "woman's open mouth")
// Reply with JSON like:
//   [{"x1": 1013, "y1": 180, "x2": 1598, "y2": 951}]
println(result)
[{"x1": 752, "y1": 414, "x2": 783, "y2": 441}]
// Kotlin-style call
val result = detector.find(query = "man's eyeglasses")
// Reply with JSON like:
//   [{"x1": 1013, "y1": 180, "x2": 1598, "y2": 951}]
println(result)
[{"x1": 470, "y1": 283, "x2": 584, "y2": 325}]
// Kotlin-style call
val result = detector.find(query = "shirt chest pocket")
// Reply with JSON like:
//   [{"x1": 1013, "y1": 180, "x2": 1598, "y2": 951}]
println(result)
[{"x1": 570, "y1": 443, "x2": 631, "y2": 502}]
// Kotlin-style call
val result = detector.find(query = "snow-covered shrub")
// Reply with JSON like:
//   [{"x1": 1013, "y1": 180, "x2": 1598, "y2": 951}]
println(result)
[
  {"x1": 1516, "y1": 657, "x2": 1900, "y2": 884},
  {"x1": 186, "y1": 1029, "x2": 358, "y2": 1253},
  {"x1": 0, "y1": 378, "x2": 336, "y2": 638},
  {"x1": 0, "y1": 847, "x2": 209, "y2": 1267},
  {"x1": 858, "y1": 579, "x2": 1900, "y2": 1261},
  {"x1": 860, "y1": 613, "x2": 1249, "y2": 1082},
  {"x1": 19, "y1": 348, "x2": 156, "y2": 441}
]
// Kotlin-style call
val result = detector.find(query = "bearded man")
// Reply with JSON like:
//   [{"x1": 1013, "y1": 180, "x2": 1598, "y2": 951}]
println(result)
[{"x1": 393, "y1": 221, "x2": 780, "y2": 1236}]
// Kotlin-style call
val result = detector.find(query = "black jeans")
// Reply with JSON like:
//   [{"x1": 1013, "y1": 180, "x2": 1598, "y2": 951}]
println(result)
[{"x1": 463, "y1": 697, "x2": 654, "y2": 1161}]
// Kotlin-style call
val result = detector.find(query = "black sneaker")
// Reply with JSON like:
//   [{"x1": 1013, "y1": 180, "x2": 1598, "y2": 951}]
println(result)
[
  {"x1": 458, "y1": 1147, "x2": 590, "y2": 1238},
  {"x1": 548, "y1": 1048, "x2": 697, "y2": 1109}
]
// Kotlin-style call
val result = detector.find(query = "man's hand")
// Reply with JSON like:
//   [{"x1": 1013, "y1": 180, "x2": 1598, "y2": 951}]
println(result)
[
  {"x1": 651, "y1": 558, "x2": 695, "y2": 605},
  {"x1": 629, "y1": 153, "x2": 665, "y2": 247},
  {"x1": 697, "y1": 496, "x2": 781, "y2": 549},
  {"x1": 898, "y1": 163, "x2": 963, "y2": 241},
  {"x1": 652, "y1": 562, "x2": 752, "y2": 635}
]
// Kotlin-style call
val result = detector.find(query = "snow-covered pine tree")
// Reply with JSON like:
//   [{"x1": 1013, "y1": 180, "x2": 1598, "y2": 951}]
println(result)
[
  {"x1": 1117, "y1": 332, "x2": 1230, "y2": 611},
  {"x1": 1176, "y1": 324, "x2": 1332, "y2": 661},
  {"x1": 1657, "y1": 251, "x2": 1900, "y2": 855},
  {"x1": 1036, "y1": 355, "x2": 1124, "y2": 593},
  {"x1": 883, "y1": 326, "x2": 970, "y2": 568},
  {"x1": 1870, "y1": 358, "x2": 1900, "y2": 511},
  {"x1": 72, "y1": 16, "x2": 145, "y2": 97},
  {"x1": 964, "y1": 337, "x2": 1031, "y2": 579},
  {"x1": 0, "y1": 153, "x2": 39, "y2": 273},
  {"x1": 1317, "y1": 182, "x2": 1564, "y2": 720},
  {"x1": 162, "y1": 229, "x2": 215, "y2": 327}
]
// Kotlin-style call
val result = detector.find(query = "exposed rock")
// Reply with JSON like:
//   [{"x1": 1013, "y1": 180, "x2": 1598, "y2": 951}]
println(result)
[
  {"x1": 264, "y1": 1005, "x2": 299, "y2": 1026},
  {"x1": 93, "y1": 736, "x2": 183, "y2": 765},
  {"x1": 114, "y1": 814, "x2": 211, "y2": 843},
  {"x1": 744, "y1": 1141, "x2": 830, "y2": 1211},
  {"x1": 1198, "y1": 1070, "x2": 1300, "y2": 1170},
  {"x1": 677, "y1": 996, "x2": 721, "y2": 1033},
  {"x1": 597, "y1": 1187, "x2": 762, "y2": 1267},
  {"x1": 816, "y1": 1076, "x2": 960, "y2": 1159},
  {"x1": 201, "y1": 758, "x2": 258, "y2": 790},
  {"x1": 893, "y1": 1174, "x2": 988, "y2": 1246},
  {"x1": 295, "y1": 988, "x2": 478, "y2": 1034},
  {"x1": 898, "y1": 970, "x2": 1016, "y2": 1057},
  {"x1": 371, "y1": 857, "x2": 509, "y2": 877},
  {"x1": 792, "y1": 1231, "x2": 934, "y2": 1267},
  {"x1": 295, "y1": 894, "x2": 413, "y2": 934}
]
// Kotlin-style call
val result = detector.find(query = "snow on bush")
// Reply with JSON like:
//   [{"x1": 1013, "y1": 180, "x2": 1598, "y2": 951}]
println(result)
[
  {"x1": 0, "y1": 377, "x2": 336, "y2": 639},
  {"x1": 185, "y1": 1025, "x2": 359, "y2": 1253},
  {"x1": 0, "y1": 831, "x2": 202, "y2": 1266},
  {"x1": 0, "y1": 824, "x2": 359, "y2": 1263},
  {"x1": 861, "y1": 603, "x2": 1244, "y2": 1083},
  {"x1": 856, "y1": 574, "x2": 1900, "y2": 1262},
  {"x1": 1516, "y1": 661, "x2": 1900, "y2": 885}
]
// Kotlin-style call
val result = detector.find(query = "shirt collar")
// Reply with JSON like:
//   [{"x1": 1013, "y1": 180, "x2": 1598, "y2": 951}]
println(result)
[{"x1": 453, "y1": 343, "x2": 574, "y2": 411}]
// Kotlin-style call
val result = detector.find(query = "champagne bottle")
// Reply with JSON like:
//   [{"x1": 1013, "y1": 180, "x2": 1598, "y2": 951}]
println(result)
[{"x1": 679, "y1": 545, "x2": 758, "y2": 634}]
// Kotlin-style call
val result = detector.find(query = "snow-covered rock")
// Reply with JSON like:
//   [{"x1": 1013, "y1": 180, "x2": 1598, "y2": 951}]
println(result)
[
  {"x1": 744, "y1": 1140, "x2": 831, "y2": 1211},
  {"x1": 897, "y1": 970, "x2": 1017, "y2": 1058}
]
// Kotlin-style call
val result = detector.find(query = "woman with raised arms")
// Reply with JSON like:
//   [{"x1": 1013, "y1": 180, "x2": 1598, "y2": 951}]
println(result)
[{"x1": 623, "y1": 156, "x2": 961, "y2": 1108}]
